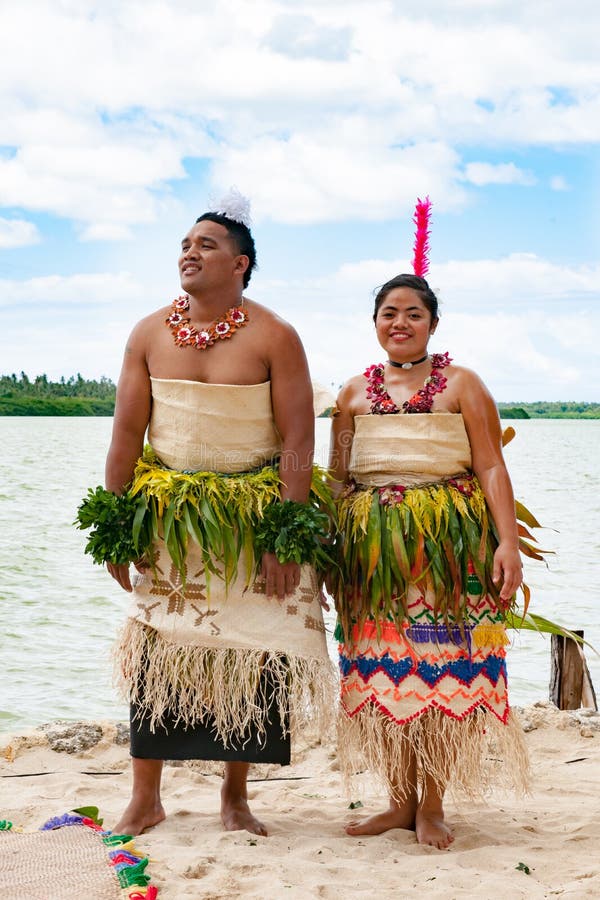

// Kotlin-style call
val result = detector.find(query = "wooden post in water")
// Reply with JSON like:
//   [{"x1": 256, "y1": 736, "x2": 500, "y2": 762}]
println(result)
[{"x1": 550, "y1": 630, "x2": 598, "y2": 710}]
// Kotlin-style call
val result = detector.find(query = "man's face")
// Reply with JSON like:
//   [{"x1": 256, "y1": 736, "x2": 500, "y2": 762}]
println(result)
[{"x1": 178, "y1": 220, "x2": 245, "y2": 294}]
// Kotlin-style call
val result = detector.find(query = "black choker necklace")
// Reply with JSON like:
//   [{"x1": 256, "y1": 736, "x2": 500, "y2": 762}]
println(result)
[{"x1": 387, "y1": 353, "x2": 429, "y2": 370}]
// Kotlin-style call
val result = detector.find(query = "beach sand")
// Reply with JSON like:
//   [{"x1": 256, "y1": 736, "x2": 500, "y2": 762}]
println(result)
[{"x1": 1, "y1": 702, "x2": 599, "y2": 899}]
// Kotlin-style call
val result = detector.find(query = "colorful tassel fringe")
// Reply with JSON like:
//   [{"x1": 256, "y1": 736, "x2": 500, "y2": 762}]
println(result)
[{"x1": 39, "y1": 808, "x2": 159, "y2": 898}]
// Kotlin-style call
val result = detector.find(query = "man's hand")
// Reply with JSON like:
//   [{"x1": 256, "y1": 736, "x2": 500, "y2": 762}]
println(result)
[
  {"x1": 260, "y1": 552, "x2": 301, "y2": 599},
  {"x1": 107, "y1": 561, "x2": 133, "y2": 592},
  {"x1": 107, "y1": 557, "x2": 149, "y2": 593}
]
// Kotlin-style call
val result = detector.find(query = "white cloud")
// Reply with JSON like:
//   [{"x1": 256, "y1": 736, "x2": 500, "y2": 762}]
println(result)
[
  {"x1": 0, "y1": 272, "x2": 144, "y2": 306},
  {"x1": 435, "y1": 254, "x2": 600, "y2": 304},
  {"x1": 463, "y1": 162, "x2": 536, "y2": 187},
  {"x1": 0, "y1": 2, "x2": 599, "y2": 228},
  {"x1": 550, "y1": 175, "x2": 569, "y2": 191},
  {"x1": 213, "y1": 139, "x2": 465, "y2": 223},
  {"x1": 258, "y1": 253, "x2": 600, "y2": 320},
  {"x1": 255, "y1": 251, "x2": 600, "y2": 399},
  {"x1": 543, "y1": 311, "x2": 600, "y2": 352},
  {"x1": 80, "y1": 223, "x2": 134, "y2": 241},
  {"x1": 0, "y1": 137, "x2": 189, "y2": 233},
  {"x1": 0, "y1": 318, "x2": 132, "y2": 382},
  {"x1": 2, "y1": 249, "x2": 598, "y2": 399},
  {"x1": 263, "y1": 14, "x2": 352, "y2": 60},
  {"x1": 0, "y1": 216, "x2": 40, "y2": 247}
]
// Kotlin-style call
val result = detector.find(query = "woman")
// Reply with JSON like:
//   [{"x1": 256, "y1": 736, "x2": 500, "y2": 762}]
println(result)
[{"x1": 328, "y1": 273, "x2": 529, "y2": 849}]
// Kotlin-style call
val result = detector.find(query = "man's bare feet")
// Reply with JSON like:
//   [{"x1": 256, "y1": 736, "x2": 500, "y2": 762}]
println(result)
[
  {"x1": 220, "y1": 761, "x2": 267, "y2": 836},
  {"x1": 345, "y1": 797, "x2": 417, "y2": 836},
  {"x1": 113, "y1": 799, "x2": 166, "y2": 837},
  {"x1": 220, "y1": 795, "x2": 268, "y2": 836},
  {"x1": 415, "y1": 806, "x2": 454, "y2": 849}
]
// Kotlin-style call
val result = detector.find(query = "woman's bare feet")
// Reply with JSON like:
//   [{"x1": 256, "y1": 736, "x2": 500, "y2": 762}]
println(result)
[
  {"x1": 113, "y1": 799, "x2": 166, "y2": 837},
  {"x1": 415, "y1": 805, "x2": 454, "y2": 849},
  {"x1": 345, "y1": 795, "x2": 417, "y2": 836}
]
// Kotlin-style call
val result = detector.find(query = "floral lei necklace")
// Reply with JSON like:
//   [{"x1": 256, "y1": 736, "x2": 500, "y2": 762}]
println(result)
[
  {"x1": 165, "y1": 295, "x2": 249, "y2": 350},
  {"x1": 365, "y1": 352, "x2": 452, "y2": 414}
]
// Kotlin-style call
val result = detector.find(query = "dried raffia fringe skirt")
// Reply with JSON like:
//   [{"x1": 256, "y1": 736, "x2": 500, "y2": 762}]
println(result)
[
  {"x1": 338, "y1": 694, "x2": 530, "y2": 803},
  {"x1": 115, "y1": 540, "x2": 335, "y2": 764},
  {"x1": 337, "y1": 614, "x2": 530, "y2": 802},
  {"x1": 129, "y1": 659, "x2": 291, "y2": 764}
]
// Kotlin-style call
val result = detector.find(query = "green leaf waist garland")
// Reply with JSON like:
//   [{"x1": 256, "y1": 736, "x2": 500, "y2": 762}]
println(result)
[
  {"x1": 330, "y1": 473, "x2": 552, "y2": 639},
  {"x1": 75, "y1": 447, "x2": 336, "y2": 590}
]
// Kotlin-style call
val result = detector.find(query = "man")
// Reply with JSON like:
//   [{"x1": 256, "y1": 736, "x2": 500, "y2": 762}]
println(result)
[{"x1": 104, "y1": 192, "x2": 332, "y2": 837}]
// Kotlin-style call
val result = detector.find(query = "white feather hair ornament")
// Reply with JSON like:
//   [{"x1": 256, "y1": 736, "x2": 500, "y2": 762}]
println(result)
[{"x1": 207, "y1": 186, "x2": 252, "y2": 228}]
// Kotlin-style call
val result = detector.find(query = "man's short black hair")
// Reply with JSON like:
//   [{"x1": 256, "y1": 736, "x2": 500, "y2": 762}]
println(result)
[{"x1": 195, "y1": 212, "x2": 257, "y2": 288}]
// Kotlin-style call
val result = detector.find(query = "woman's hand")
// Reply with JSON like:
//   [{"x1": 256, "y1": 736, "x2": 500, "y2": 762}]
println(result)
[
  {"x1": 318, "y1": 588, "x2": 331, "y2": 612},
  {"x1": 492, "y1": 542, "x2": 523, "y2": 602}
]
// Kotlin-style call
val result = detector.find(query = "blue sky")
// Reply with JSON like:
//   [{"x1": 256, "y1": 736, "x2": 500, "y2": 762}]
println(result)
[{"x1": 1, "y1": 1, "x2": 599, "y2": 401}]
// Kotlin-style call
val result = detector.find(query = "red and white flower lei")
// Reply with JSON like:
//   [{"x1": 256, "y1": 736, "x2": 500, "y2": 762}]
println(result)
[
  {"x1": 365, "y1": 352, "x2": 452, "y2": 414},
  {"x1": 165, "y1": 295, "x2": 249, "y2": 349}
]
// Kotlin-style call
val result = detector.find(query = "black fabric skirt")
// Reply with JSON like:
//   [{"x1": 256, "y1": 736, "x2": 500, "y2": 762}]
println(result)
[{"x1": 129, "y1": 664, "x2": 291, "y2": 765}]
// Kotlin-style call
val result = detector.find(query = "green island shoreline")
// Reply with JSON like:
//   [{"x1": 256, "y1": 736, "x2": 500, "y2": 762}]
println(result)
[{"x1": 1, "y1": 373, "x2": 599, "y2": 418}]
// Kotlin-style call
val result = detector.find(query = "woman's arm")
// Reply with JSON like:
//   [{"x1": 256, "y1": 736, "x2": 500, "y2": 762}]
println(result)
[
  {"x1": 328, "y1": 382, "x2": 357, "y2": 497},
  {"x1": 458, "y1": 370, "x2": 522, "y2": 601}
]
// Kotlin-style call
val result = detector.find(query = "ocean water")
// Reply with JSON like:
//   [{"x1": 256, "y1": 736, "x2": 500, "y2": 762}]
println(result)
[{"x1": 1, "y1": 416, "x2": 598, "y2": 734}]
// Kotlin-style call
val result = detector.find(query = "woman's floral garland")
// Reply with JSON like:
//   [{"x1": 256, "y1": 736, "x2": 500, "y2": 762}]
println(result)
[
  {"x1": 365, "y1": 352, "x2": 452, "y2": 414},
  {"x1": 165, "y1": 295, "x2": 249, "y2": 349}
]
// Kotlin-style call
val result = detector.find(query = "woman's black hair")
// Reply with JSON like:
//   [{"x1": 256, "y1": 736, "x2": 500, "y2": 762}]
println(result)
[
  {"x1": 373, "y1": 273, "x2": 439, "y2": 322},
  {"x1": 195, "y1": 212, "x2": 257, "y2": 289}
]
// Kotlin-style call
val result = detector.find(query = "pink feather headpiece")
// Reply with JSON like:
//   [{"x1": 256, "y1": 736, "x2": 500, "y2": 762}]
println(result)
[{"x1": 411, "y1": 196, "x2": 432, "y2": 278}]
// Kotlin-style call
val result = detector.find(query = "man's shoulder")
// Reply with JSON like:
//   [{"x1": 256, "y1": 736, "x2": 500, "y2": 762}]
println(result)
[
  {"x1": 246, "y1": 298, "x2": 292, "y2": 326},
  {"x1": 245, "y1": 299, "x2": 299, "y2": 338},
  {"x1": 131, "y1": 305, "x2": 172, "y2": 333}
]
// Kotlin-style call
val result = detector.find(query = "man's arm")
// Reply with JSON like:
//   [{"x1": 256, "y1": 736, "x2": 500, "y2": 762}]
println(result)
[
  {"x1": 269, "y1": 323, "x2": 314, "y2": 502},
  {"x1": 105, "y1": 323, "x2": 152, "y2": 591},
  {"x1": 262, "y1": 321, "x2": 315, "y2": 598}
]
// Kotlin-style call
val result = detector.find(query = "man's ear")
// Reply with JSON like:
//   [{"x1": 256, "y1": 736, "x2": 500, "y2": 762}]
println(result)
[{"x1": 234, "y1": 255, "x2": 250, "y2": 276}]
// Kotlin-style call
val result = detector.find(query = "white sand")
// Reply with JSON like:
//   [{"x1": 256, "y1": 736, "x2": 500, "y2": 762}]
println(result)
[{"x1": 1, "y1": 703, "x2": 599, "y2": 899}]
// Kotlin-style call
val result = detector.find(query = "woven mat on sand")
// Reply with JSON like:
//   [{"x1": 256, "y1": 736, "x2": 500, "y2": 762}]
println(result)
[{"x1": 0, "y1": 812, "x2": 157, "y2": 900}]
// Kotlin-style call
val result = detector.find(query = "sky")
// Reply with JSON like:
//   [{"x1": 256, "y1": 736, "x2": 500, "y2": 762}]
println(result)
[{"x1": 1, "y1": 0, "x2": 599, "y2": 401}]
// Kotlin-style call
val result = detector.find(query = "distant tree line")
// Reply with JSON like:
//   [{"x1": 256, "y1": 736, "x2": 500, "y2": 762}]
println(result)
[
  {"x1": 497, "y1": 407, "x2": 530, "y2": 419},
  {"x1": 0, "y1": 372, "x2": 116, "y2": 416},
  {"x1": 0, "y1": 373, "x2": 598, "y2": 418},
  {"x1": 498, "y1": 401, "x2": 600, "y2": 419},
  {"x1": 321, "y1": 402, "x2": 599, "y2": 420}
]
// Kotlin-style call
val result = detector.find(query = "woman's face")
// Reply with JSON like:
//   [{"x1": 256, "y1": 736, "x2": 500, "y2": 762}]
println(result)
[{"x1": 374, "y1": 287, "x2": 437, "y2": 358}]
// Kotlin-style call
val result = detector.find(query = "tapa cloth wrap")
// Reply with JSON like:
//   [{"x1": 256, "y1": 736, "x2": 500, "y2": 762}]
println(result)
[
  {"x1": 116, "y1": 378, "x2": 335, "y2": 745},
  {"x1": 334, "y1": 412, "x2": 529, "y2": 801}
]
